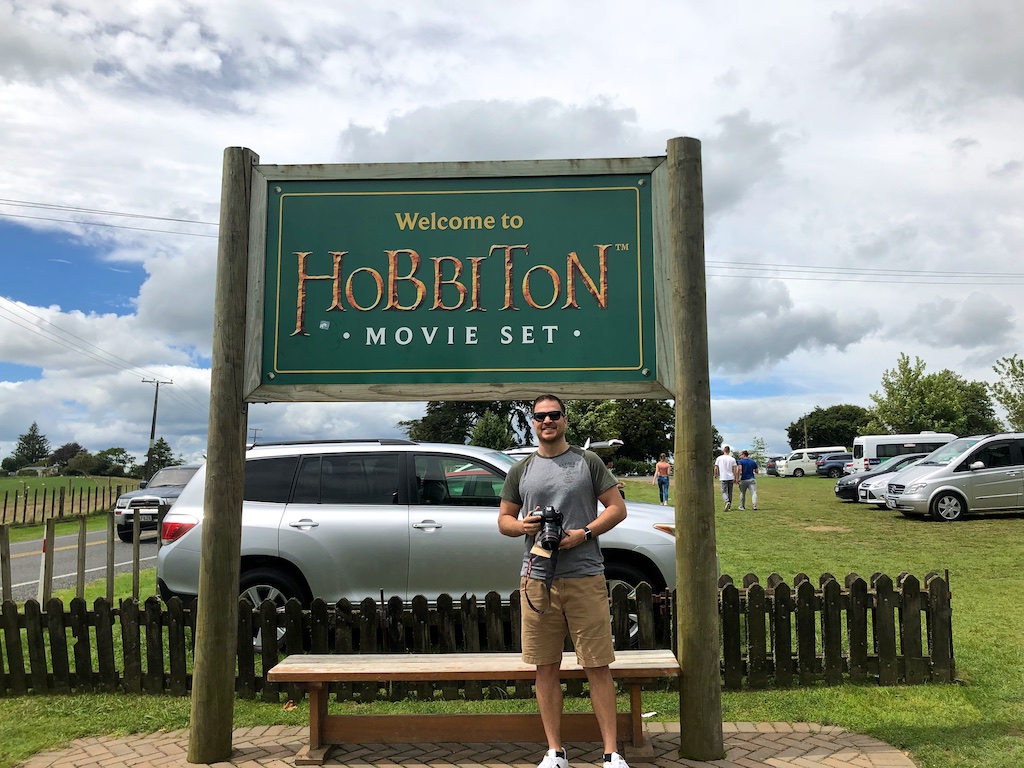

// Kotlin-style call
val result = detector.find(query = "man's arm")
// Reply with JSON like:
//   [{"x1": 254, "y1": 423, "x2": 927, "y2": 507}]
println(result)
[
  {"x1": 559, "y1": 486, "x2": 627, "y2": 550},
  {"x1": 498, "y1": 499, "x2": 543, "y2": 538}
]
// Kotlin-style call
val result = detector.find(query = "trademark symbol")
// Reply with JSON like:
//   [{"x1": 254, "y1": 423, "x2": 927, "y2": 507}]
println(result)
[{"x1": 615, "y1": 243, "x2": 630, "y2": 251}]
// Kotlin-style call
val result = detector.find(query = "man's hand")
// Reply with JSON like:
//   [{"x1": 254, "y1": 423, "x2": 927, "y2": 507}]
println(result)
[
  {"x1": 521, "y1": 511, "x2": 543, "y2": 537},
  {"x1": 559, "y1": 528, "x2": 589, "y2": 549}
]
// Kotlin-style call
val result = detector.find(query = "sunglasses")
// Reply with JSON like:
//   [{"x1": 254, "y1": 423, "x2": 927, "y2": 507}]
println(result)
[{"x1": 532, "y1": 410, "x2": 563, "y2": 422}]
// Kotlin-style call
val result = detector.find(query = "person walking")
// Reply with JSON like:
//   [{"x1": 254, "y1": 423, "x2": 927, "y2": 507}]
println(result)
[
  {"x1": 498, "y1": 394, "x2": 630, "y2": 768},
  {"x1": 713, "y1": 445, "x2": 738, "y2": 511},
  {"x1": 736, "y1": 449, "x2": 759, "y2": 510},
  {"x1": 655, "y1": 453, "x2": 672, "y2": 505}
]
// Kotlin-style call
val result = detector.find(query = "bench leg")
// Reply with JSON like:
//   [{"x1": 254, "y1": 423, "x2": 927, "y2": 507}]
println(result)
[
  {"x1": 295, "y1": 682, "x2": 334, "y2": 766},
  {"x1": 628, "y1": 684, "x2": 643, "y2": 747}
]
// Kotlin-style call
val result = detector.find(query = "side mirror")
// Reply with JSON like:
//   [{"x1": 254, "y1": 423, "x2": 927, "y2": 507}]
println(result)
[
  {"x1": 969, "y1": 461, "x2": 985, "y2": 471},
  {"x1": 140, "y1": 480, "x2": 149, "y2": 488}
]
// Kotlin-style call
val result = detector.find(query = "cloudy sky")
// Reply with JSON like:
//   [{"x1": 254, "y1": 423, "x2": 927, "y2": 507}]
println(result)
[{"x1": 1, "y1": 0, "x2": 1022, "y2": 465}]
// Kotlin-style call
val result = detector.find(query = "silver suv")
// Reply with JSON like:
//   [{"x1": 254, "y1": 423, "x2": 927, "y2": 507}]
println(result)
[
  {"x1": 157, "y1": 440, "x2": 678, "y2": 609},
  {"x1": 886, "y1": 434, "x2": 1024, "y2": 521}
]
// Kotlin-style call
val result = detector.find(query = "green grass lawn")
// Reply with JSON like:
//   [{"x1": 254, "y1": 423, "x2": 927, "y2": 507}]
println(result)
[{"x1": 1, "y1": 474, "x2": 1022, "y2": 767}]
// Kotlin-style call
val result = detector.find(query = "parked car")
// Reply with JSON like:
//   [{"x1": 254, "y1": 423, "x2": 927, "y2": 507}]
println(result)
[
  {"x1": 113, "y1": 464, "x2": 201, "y2": 542},
  {"x1": 765, "y1": 455, "x2": 783, "y2": 476},
  {"x1": 833, "y1": 453, "x2": 926, "y2": 503},
  {"x1": 775, "y1": 446, "x2": 847, "y2": 477},
  {"x1": 815, "y1": 452, "x2": 853, "y2": 479},
  {"x1": 885, "y1": 434, "x2": 1020, "y2": 521},
  {"x1": 157, "y1": 440, "x2": 680, "y2": 638}
]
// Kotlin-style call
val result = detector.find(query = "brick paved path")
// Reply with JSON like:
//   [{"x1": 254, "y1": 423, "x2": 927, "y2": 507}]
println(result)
[{"x1": 20, "y1": 722, "x2": 917, "y2": 767}]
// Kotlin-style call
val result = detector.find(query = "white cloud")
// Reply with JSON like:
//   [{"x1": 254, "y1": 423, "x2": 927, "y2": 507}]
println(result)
[{"x1": 2, "y1": 1, "x2": 1023, "y2": 465}]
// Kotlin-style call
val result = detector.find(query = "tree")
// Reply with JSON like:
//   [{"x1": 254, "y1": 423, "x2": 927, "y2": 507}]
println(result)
[
  {"x1": 94, "y1": 447, "x2": 134, "y2": 476},
  {"x1": 398, "y1": 400, "x2": 534, "y2": 445},
  {"x1": 748, "y1": 436, "x2": 769, "y2": 468},
  {"x1": 564, "y1": 400, "x2": 618, "y2": 446},
  {"x1": 786, "y1": 404, "x2": 871, "y2": 449},
  {"x1": 12, "y1": 422, "x2": 50, "y2": 467},
  {"x1": 399, "y1": 401, "x2": 476, "y2": 443},
  {"x1": 611, "y1": 399, "x2": 674, "y2": 461},
  {"x1": 147, "y1": 437, "x2": 181, "y2": 475},
  {"x1": 867, "y1": 353, "x2": 1002, "y2": 436},
  {"x1": 50, "y1": 442, "x2": 84, "y2": 471},
  {"x1": 991, "y1": 354, "x2": 1024, "y2": 431},
  {"x1": 67, "y1": 449, "x2": 100, "y2": 476},
  {"x1": 469, "y1": 410, "x2": 514, "y2": 450}
]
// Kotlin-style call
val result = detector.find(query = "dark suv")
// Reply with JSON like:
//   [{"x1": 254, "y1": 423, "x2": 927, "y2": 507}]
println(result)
[
  {"x1": 113, "y1": 464, "x2": 201, "y2": 542},
  {"x1": 815, "y1": 452, "x2": 853, "y2": 479}
]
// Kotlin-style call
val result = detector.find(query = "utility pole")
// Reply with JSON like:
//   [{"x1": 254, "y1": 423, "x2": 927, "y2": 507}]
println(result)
[
  {"x1": 248, "y1": 426, "x2": 262, "y2": 444},
  {"x1": 142, "y1": 378, "x2": 172, "y2": 479}
]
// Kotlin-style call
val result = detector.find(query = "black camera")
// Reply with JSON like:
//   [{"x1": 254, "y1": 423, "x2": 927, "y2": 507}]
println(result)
[{"x1": 535, "y1": 505, "x2": 564, "y2": 551}]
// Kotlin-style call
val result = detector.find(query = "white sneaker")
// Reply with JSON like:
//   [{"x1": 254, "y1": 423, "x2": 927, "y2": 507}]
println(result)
[
  {"x1": 605, "y1": 752, "x2": 629, "y2": 768},
  {"x1": 538, "y1": 748, "x2": 568, "y2": 768}
]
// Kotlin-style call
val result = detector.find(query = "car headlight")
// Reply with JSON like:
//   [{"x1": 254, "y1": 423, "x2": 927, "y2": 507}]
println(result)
[
  {"x1": 116, "y1": 498, "x2": 129, "y2": 509},
  {"x1": 907, "y1": 483, "x2": 928, "y2": 494}
]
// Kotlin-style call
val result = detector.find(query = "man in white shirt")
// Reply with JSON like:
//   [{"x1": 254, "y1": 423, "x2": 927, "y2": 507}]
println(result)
[{"x1": 713, "y1": 445, "x2": 738, "y2": 511}]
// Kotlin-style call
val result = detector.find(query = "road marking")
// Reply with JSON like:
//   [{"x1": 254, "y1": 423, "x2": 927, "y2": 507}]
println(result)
[
  {"x1": 11, "y1": 556, "x2": 158, "y2": 589},
  {"x1": 7, "y1": 538, "x2": 155, "y2": 559}
]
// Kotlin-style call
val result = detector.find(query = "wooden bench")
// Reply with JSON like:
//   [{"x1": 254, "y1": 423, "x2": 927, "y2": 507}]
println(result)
[{"x1": 267, "y1": 649, "x2": 680, "y2": 765}]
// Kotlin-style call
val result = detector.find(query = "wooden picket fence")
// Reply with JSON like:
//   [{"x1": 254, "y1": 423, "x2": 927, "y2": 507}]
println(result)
[
  {"x1": 0, "y1": 482, "x2": 131, "y2": 526},
  {"x1": 0, "y1": 572, "x2": 954, "y2": 699}
]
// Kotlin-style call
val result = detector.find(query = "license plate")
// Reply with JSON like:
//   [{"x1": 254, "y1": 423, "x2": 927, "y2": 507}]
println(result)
[{"x1": 139, "y1": 514, "x2": 156, "y2": 522}]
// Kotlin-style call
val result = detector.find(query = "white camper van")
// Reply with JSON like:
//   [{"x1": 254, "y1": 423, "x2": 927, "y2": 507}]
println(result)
[
  {"x1": 849, "y1": 432, "x2": 958, "y2": 474},
  {"x1": 775, "y1": 446, "x2": 847, "y2": 477}
]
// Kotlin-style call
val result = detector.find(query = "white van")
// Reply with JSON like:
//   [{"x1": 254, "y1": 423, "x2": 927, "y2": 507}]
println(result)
[
  {"x1": 850, "y1": 432, "x2": 957, "y2": 474},
  {"x1": 775, "y1": 446, "x2": 847, "y2": 477}
]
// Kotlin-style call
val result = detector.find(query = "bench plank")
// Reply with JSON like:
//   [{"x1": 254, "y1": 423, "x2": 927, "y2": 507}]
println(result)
[{"x1": 268, "y1": 649, "x2": 679, "y2": 683}]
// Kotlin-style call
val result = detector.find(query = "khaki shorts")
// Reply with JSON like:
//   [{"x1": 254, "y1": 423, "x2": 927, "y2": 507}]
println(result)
[{"x1": 520, "y1": 573, "x2": 615, "y2": 667}]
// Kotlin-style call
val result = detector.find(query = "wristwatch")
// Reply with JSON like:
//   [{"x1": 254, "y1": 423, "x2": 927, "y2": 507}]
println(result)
[{"x1": 583, "y1": 526, "x2": 593, "y2": 541}]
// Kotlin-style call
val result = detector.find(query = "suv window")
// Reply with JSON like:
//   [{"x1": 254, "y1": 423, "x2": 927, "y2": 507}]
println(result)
[
  {"x1": 291, "y1": 453, "x2": 403, "y2": 505},
  {"x1": 414, "y1": 454, "x2": 504, "y2": 507},
  {"x1": 244, "y1": 456, "x2": 298, "y2": 503}
]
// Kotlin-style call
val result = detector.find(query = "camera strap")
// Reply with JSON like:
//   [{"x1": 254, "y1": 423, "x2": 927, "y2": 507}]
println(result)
[{"x1": 524, "y1": 549, "x2": 560, "y2": 615}]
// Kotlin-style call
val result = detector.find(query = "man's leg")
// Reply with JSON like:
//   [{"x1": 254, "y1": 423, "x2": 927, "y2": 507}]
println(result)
[
  {"x1": 751, "y1": 480, "x2": 758, "y2": 508},
  {"x1": 738, "y1": 480, "x2": 747, "y2": 508},
  {"x1": 536, "y1": 662, "x2": 564, "y2": 751},
  {"x1": 584, "y1": 664, "x2": 618, "y2": 754}
]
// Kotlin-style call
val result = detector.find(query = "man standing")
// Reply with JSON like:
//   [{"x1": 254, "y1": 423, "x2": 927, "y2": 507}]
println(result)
[
  {"x1": 713, "y1": 444, "x2": 738, "y2": 511},
  {"x1": 498, "y1": 394, "x2": 629, "y2": 768},
  {"x1": 736, "y1": 450, "x2": 759, "y2": 511}
]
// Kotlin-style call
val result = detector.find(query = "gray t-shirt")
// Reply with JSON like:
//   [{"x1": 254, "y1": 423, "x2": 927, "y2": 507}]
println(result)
[{"x1": 500, "y1": 446, "x2": 618, "y2": 579}]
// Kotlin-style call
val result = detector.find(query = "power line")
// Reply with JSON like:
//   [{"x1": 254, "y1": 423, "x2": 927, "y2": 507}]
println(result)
[
  {"x1": 0, "y1": 197, "x2": 218, "y2": 226},
  {"x1": 0, "y1": 211, "x2": 219, "y2": 238}
]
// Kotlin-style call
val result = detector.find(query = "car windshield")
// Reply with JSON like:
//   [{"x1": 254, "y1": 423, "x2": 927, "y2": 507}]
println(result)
[
  {"x1": 148, "y1": 466, "x2": 199, "y2": 487},
  {"x1": 918, "y1": 438, "x2": 980, "y2": 466},
  {"x1": 875, "y1": 454, "x2": 921, "y2": 472}
]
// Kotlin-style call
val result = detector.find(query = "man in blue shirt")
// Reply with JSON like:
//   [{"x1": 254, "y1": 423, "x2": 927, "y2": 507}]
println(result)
[{"x1": 736, "y1": 450, "x2": 759, "y2": 511}]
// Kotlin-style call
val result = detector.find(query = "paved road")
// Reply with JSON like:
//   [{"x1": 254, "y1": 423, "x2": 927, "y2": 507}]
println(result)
[{"x1": 2, "y1": 528, "x2": 158, "y2": 602}]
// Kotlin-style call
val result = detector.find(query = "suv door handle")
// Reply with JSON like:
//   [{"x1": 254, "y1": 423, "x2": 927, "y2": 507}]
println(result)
[
  {"x1": 288, "y1": 519, "x2": 319, "y2": 529},
  {"x1": 413, "y1": 520, "x2": 442, "y2": 530}
]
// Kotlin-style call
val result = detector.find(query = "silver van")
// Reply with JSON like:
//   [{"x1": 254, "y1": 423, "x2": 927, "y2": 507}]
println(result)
[{"x1": 886, "y1": 434, "x2": 1024, "y2": 521}]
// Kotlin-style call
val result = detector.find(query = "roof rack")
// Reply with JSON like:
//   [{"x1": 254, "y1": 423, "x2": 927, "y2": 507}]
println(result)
[{"x1": 247, "y1": 438, "x2": 417, "y2": 450}]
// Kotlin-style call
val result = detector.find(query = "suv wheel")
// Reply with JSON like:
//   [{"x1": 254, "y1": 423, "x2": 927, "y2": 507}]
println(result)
[
  {"x1": 828, "y1": 467, "x2": 842, "y2": 479},
  {"x1": 793, "y1": 468, "x2": 804, "y2": 477},
  {"x1": 239, "y1": 567, "x2": 305, "y2": 651},
  {"x1": 116, "y1": 523, "x2": 133, "y2": 543},
  {"x1": 930, "y1": 492, "x2": 967, "y2": 522}
]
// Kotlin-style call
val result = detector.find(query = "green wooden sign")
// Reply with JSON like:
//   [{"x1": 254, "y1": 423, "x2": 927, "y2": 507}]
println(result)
[{"x1": 244, "y1": 159, "x2": 671, "y2": 402}]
